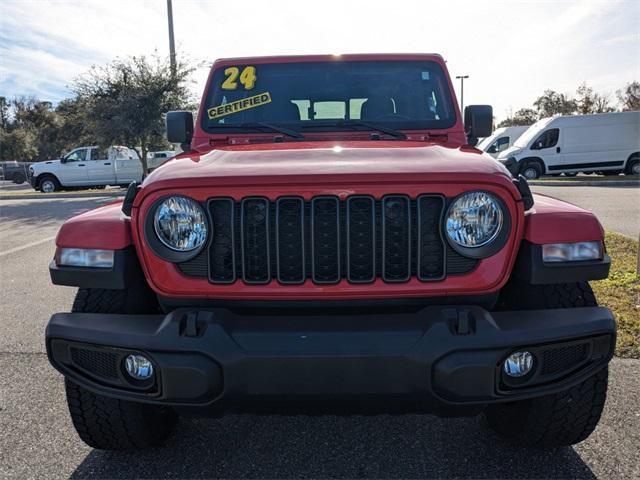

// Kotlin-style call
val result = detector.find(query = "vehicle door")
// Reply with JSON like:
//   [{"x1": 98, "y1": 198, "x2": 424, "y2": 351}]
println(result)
[
  {"x1": 60, "y1": 148, "x2": 89, "y2": 185},
  {"x1": 529, "y1": 128, "x2": 563, "y2": 173},
  {"x1": 113, "y1": 147, "x2": 144, "y2": 184},
  {"x1": 86, "y1": 147, "x2": 115, "y2": 185}
]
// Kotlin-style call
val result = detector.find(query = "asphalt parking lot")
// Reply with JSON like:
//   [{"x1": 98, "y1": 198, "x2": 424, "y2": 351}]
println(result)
[{"x1": 1, "y1": 188, "x2": 639, "y2": 479}]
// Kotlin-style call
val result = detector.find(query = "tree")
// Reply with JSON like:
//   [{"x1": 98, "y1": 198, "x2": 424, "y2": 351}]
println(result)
[
  {"x1": 575, "y1": 83, "x2": 614, "y2": 114},
  {"x1": 74, "y1": 53, "x2": 195, "y2": 172},
  {"x1": 497, "y1": 108, "x2": 538, "y2": 128},
  {"x1": 617, "y1": 81, "x2": 640, "y2": 111},
  {"x1": 533, "y1": 90, "x2": 577, "y2": 117}
]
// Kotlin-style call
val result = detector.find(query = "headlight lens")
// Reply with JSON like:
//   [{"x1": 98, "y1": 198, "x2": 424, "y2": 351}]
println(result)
[
  {"x1": 446, "y1": 191, "x2": 503, "y2": 247},
  {"x1": 542, "y1": 242, "x2": 603, "y2": 262},
  {"x1": 153, "y1": 196, "x2": 207, "y2": 251}
]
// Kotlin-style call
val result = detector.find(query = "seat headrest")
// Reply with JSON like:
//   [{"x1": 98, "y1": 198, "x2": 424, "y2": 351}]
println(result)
[{"x1": 361, "y1": 98, "x2": 395, "y2": 120}]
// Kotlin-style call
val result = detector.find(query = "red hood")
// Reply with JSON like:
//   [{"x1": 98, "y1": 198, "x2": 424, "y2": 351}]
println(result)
[{"x1": 142, "y1": 141, "x2": 514, "y2": 192}]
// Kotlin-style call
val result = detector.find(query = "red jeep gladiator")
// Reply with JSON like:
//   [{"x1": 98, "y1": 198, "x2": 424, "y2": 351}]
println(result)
[{"x1": 46, "y1": 54, "x2": 614, "y2": 451}]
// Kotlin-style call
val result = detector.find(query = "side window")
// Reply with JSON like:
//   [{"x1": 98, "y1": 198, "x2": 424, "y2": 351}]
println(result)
[
  {"x1": 531, "y1": 128, "x2": 559, "y2": 150},
  {"x1": 65, "y1": 149, "x2": 87, "y2": 162},
  {"x1": 487, "y1": 137, "x2": 510, "y2": 154}
]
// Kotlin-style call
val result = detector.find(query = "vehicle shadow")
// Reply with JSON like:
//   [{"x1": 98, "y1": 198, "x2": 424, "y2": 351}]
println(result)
[{"x1": 70, "y1": 413, "x2": 596, "y2": 479}]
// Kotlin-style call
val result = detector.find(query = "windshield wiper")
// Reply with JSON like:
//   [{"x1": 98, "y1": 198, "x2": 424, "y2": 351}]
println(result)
[
  {"x1": 330, "y1": 120, "x2": 408, "y2": 139},
  {"x1": 209, "y1": 122, "x2": 305, "y2": 139}
]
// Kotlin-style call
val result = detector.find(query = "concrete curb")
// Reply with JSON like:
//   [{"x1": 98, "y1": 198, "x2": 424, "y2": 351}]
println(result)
[
  {"x1": 529, "y1": 180, "x2": 640, "y2": 187},
  {"x1": 0, "y1": 191, "x2": 124, "y2": 201}
]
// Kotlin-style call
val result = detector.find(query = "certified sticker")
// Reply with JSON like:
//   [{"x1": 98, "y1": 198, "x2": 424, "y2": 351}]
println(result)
[{"x1": 207, "y1": 92, "x2": 272, "y2": 120}]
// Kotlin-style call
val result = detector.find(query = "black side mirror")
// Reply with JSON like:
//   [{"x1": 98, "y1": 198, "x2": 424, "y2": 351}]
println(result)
[
  {"x1": 487, "y1": 145, "x2": 497, "y2": 154},
  {"x1": 166, "y1": 111, "x2": 194, "y2": 149},
  {"x1": 464, "y1": 105, "x2": 493, "y2": 146},
  {"x1": 60, "y1": 157, "x2": 67, "y2": 164}
]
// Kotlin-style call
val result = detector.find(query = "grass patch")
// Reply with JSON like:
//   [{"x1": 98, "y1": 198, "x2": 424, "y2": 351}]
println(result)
[{"x1": 591, "y1": 232, "x2": 640, "y2": 358}]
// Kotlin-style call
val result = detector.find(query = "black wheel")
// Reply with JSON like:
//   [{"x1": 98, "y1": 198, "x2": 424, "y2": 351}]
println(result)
[
  {"x1": 485, "y1": 367, "x2": 608, "y2": 447},
  {"x1": 489, "y1": 281, "x2": 607, "y2": 446},
  {"x1": 65, "y1": 379, "x2": 177, "y2": 450},
  {"x1": 66, "y1": 284, "x2": 172, "y2": 450},
  {"x1": 12, "y1": 172, "x2": 26, "y2": 184},
  {"x1": 38, "y1": 175, "x2": 60, "y2": 193},
  {"x1": 625, "y1": 157, "x2": 639, "y2": 175},
  {"x1": 519, "y1": 161, "x2": 543, "y2": 180}
]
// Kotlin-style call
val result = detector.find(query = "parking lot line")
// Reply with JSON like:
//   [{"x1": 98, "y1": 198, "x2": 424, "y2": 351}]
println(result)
[{"x1": 0, "y1": 236, "x2": 56, "y2": 257}]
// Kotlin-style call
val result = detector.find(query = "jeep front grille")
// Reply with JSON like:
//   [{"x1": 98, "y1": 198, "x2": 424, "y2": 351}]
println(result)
[{"x1": 177, "y1": 195, "x2": 478, "y2": 284}]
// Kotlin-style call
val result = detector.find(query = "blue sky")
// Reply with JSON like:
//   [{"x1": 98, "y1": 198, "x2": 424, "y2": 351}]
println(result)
[{"x1": 1, "y1": 0, "x2": 638, "y2": 121}]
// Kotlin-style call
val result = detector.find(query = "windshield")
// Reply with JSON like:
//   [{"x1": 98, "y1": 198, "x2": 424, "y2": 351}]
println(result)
[
  {"x1": 513, "y1": 120, "x2": 548, "y2": 148},
  {"x1": 477, "y1": 131, "x2": 501, "y2": 150},
  {"x1": 202, "y1": 61, "x2": 456, "y2": 134}
]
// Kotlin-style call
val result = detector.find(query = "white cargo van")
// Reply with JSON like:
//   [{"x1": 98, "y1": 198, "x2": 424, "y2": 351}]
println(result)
[
  {"x1": 477, "y1": 126, "x2": 529, "y2": 157},
  {"x1": 28, "y1": 146, "x2": 144, "y2": 192},
  {"x1": 497, "y1": 112, "x2": 640, "y2": 179}
]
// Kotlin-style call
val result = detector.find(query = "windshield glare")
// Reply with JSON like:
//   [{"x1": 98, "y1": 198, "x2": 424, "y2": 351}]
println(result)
[{"x1": 202, "y1": 61, "x2": 456, "y2": 133}]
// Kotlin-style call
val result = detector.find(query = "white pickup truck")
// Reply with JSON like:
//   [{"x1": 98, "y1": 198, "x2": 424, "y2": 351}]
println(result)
[{"x1": 29, "y1": 146, "x2": 144, "y2": 193}]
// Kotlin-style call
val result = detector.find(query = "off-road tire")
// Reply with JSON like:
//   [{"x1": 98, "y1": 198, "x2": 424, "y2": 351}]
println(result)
[
  {"x1": 498, "y1": 281, "x2": 597, "y2": 310},
  {"x1": 485, "y1": 367, "x2": 608, "y2": 447},
  {"x1": 72, "y1": 283, "x2": 159, "y2": 314},
  {"x1": 490, "y1": 280, "x2": 607, "y2": 446},
  {"x1": 67, "y1": 284, "x2": 167, "y2": 449},
  {"x1": 65, "y1": 379, "x2": 177, "y2": 450}
]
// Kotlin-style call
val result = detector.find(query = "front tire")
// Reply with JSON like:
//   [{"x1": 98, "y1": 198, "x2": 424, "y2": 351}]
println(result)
[
  {"x1": 625, "y1": 157, "x2": 639, "y2": 176},
  {"x1": 65, "y1": 379, "x2": 177, "y2": 450},
  {"x1": 66, "y1": 285, "x2": 173, "y2": 450},
  {"x1": 520, "y1": 161, "x2": 543, "y2": 180},
  {"x1": 485, "y1": 367, "x2": 608, "y2": 447},
  {"x1": 39, "y1": 175, "x2": 60, "y2": 193},
  {"x1": 489, "y1": 281, "x2": 608, "y2": 446}
]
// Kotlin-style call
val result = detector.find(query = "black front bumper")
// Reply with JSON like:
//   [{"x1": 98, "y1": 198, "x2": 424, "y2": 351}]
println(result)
[{"x1": 46, "y1": 306, "x2": 615, "y2": 414}]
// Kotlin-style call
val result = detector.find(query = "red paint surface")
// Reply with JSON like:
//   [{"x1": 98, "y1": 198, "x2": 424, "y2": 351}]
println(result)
[
  {"x1": 56, "y1": 201, "x2": 132, "y2": 249},
  {"x1": 524, "y1": 193, "x2": 605, "y2": 244},
  {"x1": 52, "y1": 54, "x2": 606, "y2": 301}
]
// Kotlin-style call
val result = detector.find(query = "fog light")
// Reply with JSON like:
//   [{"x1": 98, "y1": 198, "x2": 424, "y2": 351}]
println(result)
[
  {"x1": 124, "y1": 354, "x2": 154, "y2": 380},
  {"x1": 503, "y1": 351, "x2": 534, "y2": 377}
]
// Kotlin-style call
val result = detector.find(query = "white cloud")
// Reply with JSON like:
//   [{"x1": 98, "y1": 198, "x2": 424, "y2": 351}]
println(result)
[{"x1": 1, "y1": 0, "x2": 638, "y2": 120}]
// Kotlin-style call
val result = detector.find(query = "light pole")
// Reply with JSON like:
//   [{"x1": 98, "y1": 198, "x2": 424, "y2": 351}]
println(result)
[
  {"x1": 167, "y1": 0, "x2": 176, "y2": 74},
  {"x1": 456, "y1": 75, "x2": 469, "y2": 114}
]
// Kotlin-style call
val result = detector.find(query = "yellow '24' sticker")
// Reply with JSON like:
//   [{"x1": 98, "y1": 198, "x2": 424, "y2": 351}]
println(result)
[{"x1": 221, "y1": 66, "x2": 257, "y2": 90}]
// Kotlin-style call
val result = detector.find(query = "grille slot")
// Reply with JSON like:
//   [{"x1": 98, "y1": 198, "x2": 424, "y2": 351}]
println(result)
[
  {"x1": 311, "y1": 196, "x2": 341, "y2": 284},
  {"x1": 276, "y1": 197, "x2": 305, "y2": 284},
  {"x1": 347, "y1": 196, "x2": 376, "y2": 283},
  {"x1": 241, "y1": 197, "x2": 271, "y2": 283},
  {"x1": 177, "y1": 195, "x2": 478, "y2": 284},
  {"x1": 208, "y1": 198, "x2": 236, "y2": 283},
  {"x1": 382, "y1": 195, "x2": 411, "y2": 282},
  {"x1": 417, "y1": 195, "x2": 446, "y2": 280}
]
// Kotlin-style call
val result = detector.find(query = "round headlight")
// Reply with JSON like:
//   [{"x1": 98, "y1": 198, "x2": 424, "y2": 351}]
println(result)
[
  {"x1": 446, "y1": 191, "x2": 503, "y2": 248},
  {"x1": 154, "y1": 196, "x2": 208, "y2": 251}
]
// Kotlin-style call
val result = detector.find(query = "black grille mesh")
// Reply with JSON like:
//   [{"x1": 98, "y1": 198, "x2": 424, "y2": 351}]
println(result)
[
  {"x1": 70, "y1": 347, "x2": 119, "y2": 379},
  {"x1": 542, "y1": 343, "x2": 589, "y2": 375},
  {"x1": 241, "y1": 198, "x2": 270, "y2": 283},
  {"x1": 177, "y1": 195, "x2": 478, "y2": 284},
  {"x1": 276, "y1": 197, "x2": 305, "y2": 283}
]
